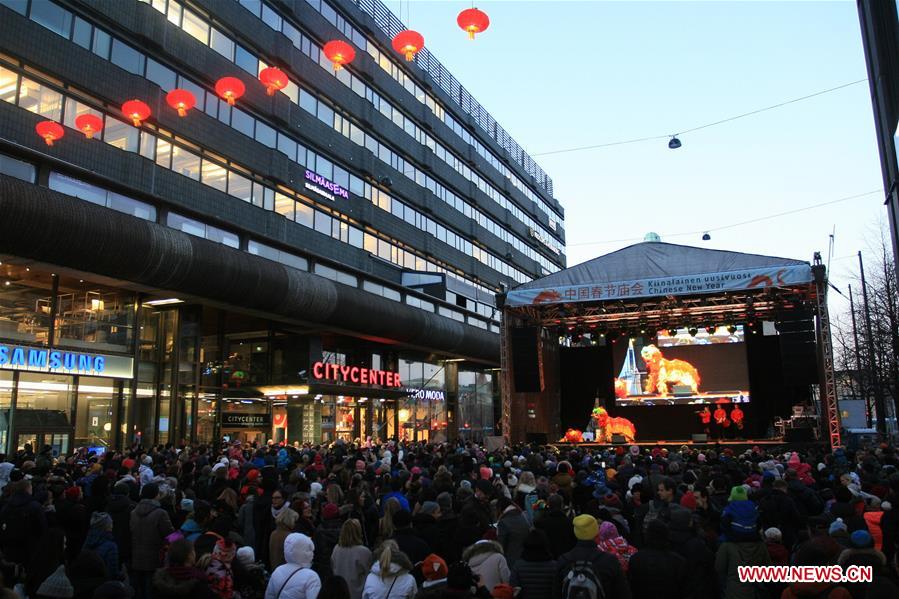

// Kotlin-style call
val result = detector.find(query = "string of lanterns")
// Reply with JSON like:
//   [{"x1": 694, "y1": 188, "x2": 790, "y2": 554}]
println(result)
[{"x1": 34, "y1": 7, "x2": 490, "y2": 146}]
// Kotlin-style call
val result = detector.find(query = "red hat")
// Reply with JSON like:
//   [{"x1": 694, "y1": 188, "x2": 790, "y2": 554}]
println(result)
[
  {"x1": 422, "y1": 553, "x2": 447, "y2": 581},
  {"x1": 246, "y1": 469, "x2": 260, "y2": 482},
  {"x1": 355, "y1": 460, "x2": 365, "y2": 472},
  {"x1": 479, "y1": 466, "x2": 492, "y2": 480},
  {"x1": 322, "y1": 503, "x2": 340, "y2": 520},
  {"x1": 122, "y1": 458, "x2": 135, "y2": 470},
  {"x1": 680, "y1": 491, "x2": 697, "y2": 511},
  {"x1": 64, "y1": 486, "x2": 81, "y2": 501},
  {"x1": 492, "y1": 584, "x2": 515, "y2": 599}
]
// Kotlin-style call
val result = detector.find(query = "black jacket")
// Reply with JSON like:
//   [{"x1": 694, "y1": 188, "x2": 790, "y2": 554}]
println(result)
[
  {"x1": 106, "y1": 492, "x2": 135, "y2": 564},
  {"x1": 670, "y1": 532, "x2": 717, "y2": 599},
  {"x1": 391, "y1": 527, "x2": 431, "y2": 565},
  {"x1": 628, "y1": 548, "x2": 687, "y2": 599},
  {"x1": 413, "y1": 512, "x2": 443, "y2": 558},
  {"x1": 312, "y1": 519, "x2": 342, "y2": 578},
  {"x1": 758, "y1": 490, "x2": 803, "y2": 548},
  {"x1": 510, "y1": 558, "x2": 557, "y2": 599},
  {"x1": 556, "y1": 540, "x2": 631, "y2": 599},
  {"x1": 535, "y1": 509, "x2": 577, "y2": 559},
  {"x1": 0, "y1": 491, "x2": 47, "y2": 565}
]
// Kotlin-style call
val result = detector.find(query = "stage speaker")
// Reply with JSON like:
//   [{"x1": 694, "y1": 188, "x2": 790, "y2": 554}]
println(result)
[
  {"x1": 785, "y1": 428, "x2": 815, "y2": 442},
  {"x1": 511, "y1": 327, "x2": 541, "y2": 392},
  {"x1": 691, "y1": 433, "x2": 708, "y2": 442},
  {"x1": 778, "y1": 318, "x2": 818, "y2": 385},
  {"x1": 526, "y1": 432, "x2": 548, "y2": 445},
  {"x1": 611, "y1": 434, "x2": 626, "y2": 444}
]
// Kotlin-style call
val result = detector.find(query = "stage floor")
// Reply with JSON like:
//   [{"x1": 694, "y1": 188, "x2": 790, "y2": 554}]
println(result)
[{"x1": 552, "y1": 438, "x2": 823, "y2": 452}]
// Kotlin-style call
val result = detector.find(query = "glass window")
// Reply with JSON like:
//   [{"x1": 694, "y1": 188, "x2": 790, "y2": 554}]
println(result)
[
  {"x1": 316, "y1": 101, "x2": 334, "y2": 126},
  {"x1": 201, "y1": 159, "x2": 228, "y2": 193},
  {"x1": 18, "y1": 78, "x2": 63, "y2": 120},
  {"x1": 299, "y1": 89, "x2": 316, "y2": 115},
  {"x1": 29, "y1": 1, "x2": 72, "y2": 37},
  {"x1": 108, "y1": 192, "x2": 156, "y2": 221},
  {"x1": 261, "y1": 4, "x2": 281, "y2": 29},
  {"x1": 0, "y1": 65, "x2": 17, "y2": 104},
  {"x1": 235, "y1": 44, "x2": 258, "y2": 75},
  {"x1": 167, "y1": 212, "x2": 206, "y2": 237},
  {"x1": 206, "y1": 225, "x2": 239, "y2": 248},
  {"x1": 295, "y1": 202, "x2": 313, "y2": 228},
  {"x1": 139, "y1": 131, "x2": 156, "y2": 160},
  {"x1": 72, "y1": 17, "x2": 92, "y2": 49},
  {"x1": 348, "y1": 226, "x2": 363, "y2": 248},
  {"x1": 181, "y1": 9, "x2": 209, "y2": 44},
  {"x1": 49, "y1": 171, "x2": 106, "y2": 205},
  {"x1": 62, "y1": 99, "x2": 101, "y2": 131},
  {"x1": 92, "y1": 28, "x2": 111, "y2": 59},
  {"x1": 274, "y1": 193, "x2": 294, "y2": 220},
  {"x1": 75, "y1": 378, "x2": 116, "y2": 449},
  {"x1": 247, "y1": 240, "x2": 278, "y2": 260},
  {"x1": 103, "y1": 117, "x2": 139, "y2": 152},
  {"x1": 314, "y1": 212, "x2": 331, "y2": 235},
  {"x1": 110, "y1": 39, "x2": 144, "y2": 75},
  {"x1": 255, "y1": 121, "x2": 276, "y2": 148},
  {"x1": 0, "y1": 151, "x2": 35, "y2": 182},
  {"x1": 146, "y1": 57, "x2": 177, "y2": 92},
  {"x1": 228, "y1": 171, "x2": 252, "y2": 201},
  {"x1": 239, "y1": 0, "x2": 263, "y2": 18},
  {"x1": 279, "y1": 252, "x2": 307, "y2": 271},
  {"x1": 231, "y1": 108, "x2": 254, "y2": 138},
  {"x1": 155, "y1": 139, "x2": 172, "y2": 169},
  {"x1": 17, "y1": 373, "x2": 74, "y2": 427},
  {"x1": 210, "y1": 28, "x2": 234, "y2": 60},
  {"x1": 171, "y1": 146, "x2": 200, "y2": 180},
  {"x1": 0, "y1": 0, "x2": 26, "y2": 15},
  {"x1": 276, "y1": 133, "x2": 297, "y2": 160}
]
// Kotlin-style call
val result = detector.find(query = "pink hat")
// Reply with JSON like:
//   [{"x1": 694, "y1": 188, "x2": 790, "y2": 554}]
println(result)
[
  {"x1": 355, "y1": 460, "x2": 365, "y2": 472},
  {"x1": 479, "y1": 466, "x2": 492, "y2": 480},
  {"x1": 598, "y1": 521, "x2": 619, "y2": 541},
  {"x1": 411, "y1": 466, "x2": 422, "y2": 475}
]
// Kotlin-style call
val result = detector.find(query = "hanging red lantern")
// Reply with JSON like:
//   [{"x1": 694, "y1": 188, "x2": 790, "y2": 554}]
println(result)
[
  {"x1": 215, "y1": 76, "x2": 245, "y2": 105},
  {"x1": 121, "y1": 99, "x2": 151, "y2": 127},
  {"x1": 166, "y1": 89, "x2": 196, "y2": 117},
  {"x1": 323, "y1": 40, "x2": 355, "y2": 71},
  {"x1": 392, "y1": 29, "x2": 424, "y2": 61},
  {"x1": 74, "y1": 114, "x2": 103, "y2": 139},
  {"x1": 457, "y1": 8, "x2": 490, "y2": 40},
  {"x1": 35, "y1": 121, "x2": 64, "y2": 146},
  {"x1": 258, "y1": 67, "x2": 288, "y2": 96}
]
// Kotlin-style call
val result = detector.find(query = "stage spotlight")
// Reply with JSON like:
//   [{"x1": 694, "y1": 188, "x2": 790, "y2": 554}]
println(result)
[
  {"x1": 667, "y1": 328, "x2": 678, "y2": 337},
  {"x1": 706, "y1": 324, "x2": 717, "y2": 334},
  {"x1": 688, "y1": 327, "x2": 698, "y2": 337},
  {"x1": 727, "y1": 325, "x2": 737, "y2": 334},
  {"x1": 607, "y1": 331, "x2": 619, "y2": 341},
  {"x1": 668, "y1": 136, "x2": 682, "y2": 149},
  {"x1": 702, "y1": 232, "x2": 711, "y2": 241}
]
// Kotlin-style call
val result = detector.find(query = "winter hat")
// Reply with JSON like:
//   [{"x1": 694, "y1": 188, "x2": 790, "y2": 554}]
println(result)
[
  {"x1": 598, "y1": 520, "x2": 619, "y2": 541},
  {"x1": 829, "y1": 518, "x2": 847, "y2": 535},
  {"x1": 246, "y1": 469, "x2": 260, "y2": 482},
  {"x1": 236, "y1": 546, "x2": 255, "y2": 567},
  {"x1": 460, "y1": 480, "x2": 472, "y2": 490},
  {"x1": 36, "y1": 565, "x2": 73, "y2": 598},
  {"x1": 121, "y1": 458, "x2": 136, "y2": 470},
  {"x1": 436, "y1": 492, "x2": 453, "y2": 513},
  {"x1": 729, "y1": 486, "x2": 748, "y2": 502},
  {"x1": 479, "y1": 466, "x2": 493, "y2": 480},
  {"x1": 140, "y1": 482, "x2": 159, "y2": 500},
  {"x1": 882, "y1": 501, "x2": 892, "y2": 511},
  {"x1": 90, "y1": 511, "x2": 112, "y2": 530},
  {"x1": 310, "y1": 482, "x2": 323, "y2": 497},
  {"x1": 420, "y1": 501, "x2": 440, "y2": 516},
  {"x1": 679, "y1": 491, "x2": 697, "y2": 511},
  {"x1": 422, "y1": 553, "x2": 448, "y2": 580},
  {"x1": 322, "y1": 503, "x2": 340, "y2": 520},
  {"x1": 93, "y1": 581, "x2": 133, "y2": 599},
  {"x1": 355, "y1": 460, "x2": 366, "y2": 472},
  {"x1": 629, "y1": 445, "x2": 640, "y2": 456},
  {"x1": 211, "y1": 462, "x2": 226, "y2": 473},
  {"x1": 213, "y1": 538, "x2": 236, "y2": 564},
  {"x1": 64, "y1": 486, "x2": 81, "y2": 501},
  {"x1": 507, "y1": 474, "x2": 519, "y2": 487},
  {"x1": 180, "y1": 498, "x2": 195, "y2": 513},
  {"x1": 697, "y1": 453, "x2": 707, "y2": 463},
  {"x1": 764, "y1": 527, "x2": 782, "y2": 542},
  {"x1": 817, "y1": 463, "x2": 827, "y2": 472},
  {"x1": 492, "y1": 584, "x2": 515, "y2": 599},
  {"x1": 850, "y1": 530, "x2": 874, "y2": 549},
  {"x1": 573, "y1": 514, "x2": 599, "y2": 541}
]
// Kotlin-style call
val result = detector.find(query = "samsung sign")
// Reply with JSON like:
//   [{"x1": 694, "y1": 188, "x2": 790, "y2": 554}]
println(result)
[
  {"x1": 304, "y1": 170, "x2": 349, "y2": 201},
  {"x1": 0, "y1": 343, "x2": 134, "y2": 379}
]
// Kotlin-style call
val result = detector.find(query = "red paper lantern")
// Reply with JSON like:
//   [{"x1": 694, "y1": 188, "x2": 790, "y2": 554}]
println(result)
[
  {"x1": 457, "y1": 8, "x2": 489, "y2": 40},
  {"x1": 323, "y1": 40, "x2": 356, "y2": 71},
  {"x1": 215, "y1": 76, "x2": 245, "y2": 105},
  {"x1": 74, "y1": 114, "x2": 103, "y2": 139},
  {"x1": 258, "y1": 67, "x2": 288, "y2": 96},
  {"x1": 121, "y1": 99, "x2": 151, "y2": 127},
  {"x1": 166, "y1": 89, "x2": 196, "y2": 117},
  {"x1": 35, "y1": 120, "x2": 64, "y2": 146},
  {"x1": 392, "y1": 29, "x2": 424, "y2": 61}
]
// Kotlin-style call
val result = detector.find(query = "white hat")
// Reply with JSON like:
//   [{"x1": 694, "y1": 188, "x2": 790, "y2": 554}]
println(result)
[
  {"x1": 507, "y1": 475, "x2": 519, "y2": 487},
  {"x1": 764, "y1": 527, "x2": 782, "y2": 542},
  {"x1": 142, "y1": 455, "x2": 152, "y2": 466},
  {"x1": 236, "y1": 546, "x2": 255, "y2": 566},
  {"x1": 211, "y1": 462, "x2": 226, "y2": 473},
  {"x1": 310, "y1": 482, "x2": 323, "y2": 497}
]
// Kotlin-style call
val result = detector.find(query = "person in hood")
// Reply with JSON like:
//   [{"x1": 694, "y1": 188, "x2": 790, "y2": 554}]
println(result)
[
  {"x1": 130, "y1": 483, "x2": 175, "y2": 599},
  {"x1": 462, "y1": 540, "x2": 510, "y2": 594},
  {"x1": 265, "y1": 533, "x2": 321, "y2": 599},
  {"x1": 720, "y1": 486, "x2": 760, "y2": 542},
  {"x1": 596, "y1": 520, "x2": 637, "y2": 572},
  {"x1": 82, "y1": 512, "x2": 119, "y2": 579},
  {"x1": 714, "y1": 519, "x2": 771, "y2": 599},
  {"x1": 781, "y1": 542, "x2": 851, "y2": 599},
  {"x1": 496, "y1": 495, "x2": 530, "y2": 567},
  {"x1": 312, "y1": 503, "x2": 342, "y2": 578},
  {"x1": 361, "y1": 540, "x2": 416, "y2": 599},
  {"x1": 105, "y1": 482, "x2": 135, "y2": 567},
  {"x1": 509, "y1": 529, "x2": 556, "y2": 599},
  {"x1": 0, "y1": 477, "x2": 47, "y2": 566},
  {"x1": 152, "y1": 539, "x2": 216, "y2": 599},
  {"x1": 139, "y1": 455, "x2": 155, "y2": 487}
]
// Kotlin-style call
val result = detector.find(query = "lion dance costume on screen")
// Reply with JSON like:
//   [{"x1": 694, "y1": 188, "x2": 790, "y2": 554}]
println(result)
[{"x1": 640, "y1": 344, "x2": 701, "y2": 396}]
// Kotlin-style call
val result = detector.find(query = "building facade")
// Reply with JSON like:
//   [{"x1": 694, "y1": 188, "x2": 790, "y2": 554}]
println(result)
[{"x1": 0, "y1": 0, "x2": 565, "y2": 454}]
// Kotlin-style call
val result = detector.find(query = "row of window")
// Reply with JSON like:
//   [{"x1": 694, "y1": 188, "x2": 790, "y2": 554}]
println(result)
[
  {"x1": 0, "y1": 64, "x2": 501, "y2": 325},
  {"x1": 289, "y1": 0, "x2": 559, "y2": 212},
  {"x1": 135, "y1": 0, "x2": 562, "y2": 268},
  {"x1": 226, "y1": 0, "x2": 565, "y2": 251},
  {"x1": 1, "y1": 3, "x2": 534, "y2": 289}
]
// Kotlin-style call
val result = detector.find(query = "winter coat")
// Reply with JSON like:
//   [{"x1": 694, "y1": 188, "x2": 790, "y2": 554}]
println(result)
[
  {"x1": 152, "y1": 565, "x2": 217, "y2": 599},
  {"x1": 721, "y1": 500, "x2": 759, "y2": 542},
  {"x1": 411, "y1": 513, "x2": 442, "y2": 557},
  {"x1": 237, "y1": 496, "x2": 256, "y2": 552},
  {"x1": 332, "y1": 544, "x2": 372, "y2": 599},
  {"x1": 264, "y1": 534, "x2": 321, "y2": 599},
  {"x1": 535, "y1": 508, "x2": 577, "y2": 558},
  {"x1": 766, "y1": 542, "x2": 789, "y2": 566},
  {"x1": 83, "y1": 528, "x2": 119, "y2": 579},
  {"x1": 463, "y1": 540, "x2": 510, "y2": 593},
  {"x1": 787, "y1": 480, "x2": 824, "y2": 517},
  {"x1": 830, "y1": 502, "x2": 868, "y2": 534},
  {"x1": 0, "y1": 491, "x2": 47, "y2": 564},
  {"x1": 105, "y1": 492, "x2": 134, "y2": 564},
  {"x1": 714, "y1": 541, "x2": 771, "y2": 599},
  {"x1": 269, "y1": 523, "x2": 294, "y2": 571},
  {"x1": 130, "y1": 498, "x2": 175, "y2": 572},
  {"x1": 670, "y1": 532, "x2": 717, "y2": 599},
  {"x1": 56, "y1": 497, "x2": 89, "y2": 561},
  {"x1": 497, "y1": 506, "x2": 530, "y2": 566},
  {"x1": 361, "y1": 556, "x2": 417, "y2": 599},
  {"x1": 781, "y1": 582, "x2": 852, "y2": 599},
  {"x1": 509, "y1": 558, "x2": 557, "y2": 599},
  {"x1": 758, "y1": 490, "x2": 803, "y2": 548},
  {"x1": 180, "y1": 517, "x2": 205, "y2": 542},
  {"x1": 391, "y1": 527, "x2": 431, "y2": 565},
  {"x1": 628, "y1": 548, "x2": 687, "y2": 599},
  {"x1": 312, "y1": 519, "x2": 341, "y2": 578},
  {"x1": 556, "y1": 540, "x2": 632, "y2": 599}
]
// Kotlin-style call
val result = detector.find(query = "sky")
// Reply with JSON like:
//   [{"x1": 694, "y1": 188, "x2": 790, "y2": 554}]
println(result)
[{"x1": 394, "y1": 0, "x2": 889, "y2": 315}]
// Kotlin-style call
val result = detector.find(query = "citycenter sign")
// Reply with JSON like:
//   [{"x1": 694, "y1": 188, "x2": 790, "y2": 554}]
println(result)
[
  {"x1": 304, "y1": 170, "x2": 349, "y2": 201},
  {"x1": 312, "y1": 361, "x2": 402, "y2": 387}
]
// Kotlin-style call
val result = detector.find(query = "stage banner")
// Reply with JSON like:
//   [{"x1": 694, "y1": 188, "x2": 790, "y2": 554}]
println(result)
[{"x1": 506, "y1": 264, "x2": 814, "y2": 307}]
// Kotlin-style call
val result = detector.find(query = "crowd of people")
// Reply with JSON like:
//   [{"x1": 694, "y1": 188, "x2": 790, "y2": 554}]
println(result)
[{"x1": 0, "y1": 438, "x2": 897, "y2": 599}]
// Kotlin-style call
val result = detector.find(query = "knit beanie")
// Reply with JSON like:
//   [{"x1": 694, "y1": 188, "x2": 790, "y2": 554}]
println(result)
[
  {"x1": 236, "y1": 546, "x2": 255, "y2": 567},
  {"x1": 850, "y1": 530, "x2": 873, "y2": 549},
  {"x1": 422, "y1": 553, "x2": 448, "y2": 581},
  {"x1": 573, "y1": 514, "x2": 599, "y2": 541},
  {"x1": 36, "y1": 565, "x2": 74, "y2": 598},
  {"x1": 89, "y1": 511, "x2": 112, "y2": 530},
  {"x1": 492, "y1": 584, "x2": 515, "y2": 599},
  {"x1": 213, "y1": 538, "x2": 236, "y2": 564},
  {"x1": 480, "y1": 466, "x2": 493, "y2": 480},
  {"x1": 729, "y1": 485, "x2": 748, "y2": 502},
  {"x1": 764, "y1": 527, "x2": 782, "y2": 542},
  {"x1": 829, "y1": 518, "x2": 847, "y2": 535}
]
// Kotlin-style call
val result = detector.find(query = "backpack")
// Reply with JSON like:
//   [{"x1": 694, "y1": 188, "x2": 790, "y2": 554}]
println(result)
[{"x1": 562, "y1": 560, "x2": 606, "y2": 599}]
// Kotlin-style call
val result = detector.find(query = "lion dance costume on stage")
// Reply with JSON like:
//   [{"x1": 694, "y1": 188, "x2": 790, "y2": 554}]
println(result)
[
  {"x1": 591, "y1": 407, "x2": 636, "y2": 443},
  {"x1": 640, "y1": 344, "x2": 701, "y2": 396}
]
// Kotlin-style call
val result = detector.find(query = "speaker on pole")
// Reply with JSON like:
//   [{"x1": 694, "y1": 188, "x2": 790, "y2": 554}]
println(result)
[{"x1": 511, "y1": 327, "x2": 541, "y2": 392}]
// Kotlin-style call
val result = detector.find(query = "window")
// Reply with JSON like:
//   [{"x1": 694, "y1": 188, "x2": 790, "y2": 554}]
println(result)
[
  {"x1": 167, "y1": 212, "x2": 206, "y2": 237},
  {"x1": 29, "y1": 1, "x2": 72, "y2": 38},
  {"x1": 181, "y1": 9, "x2": 209, "y2": 44},
  {"x1": 110, "y1": 39, "x2": 144, "y2": 75},
  {"x1": 201, "y1": 160, "x2": 228, "y2": 193},
  {"x1": 228, "y1": 171, "x2": 252, "y2": 201},
  {"x1": 0, "y1": 65, "x2": 17, "y2": 104},
  {"x1": 171, "y1": 146, "x2": 200, "y2": 180},
  {"x1": 231, "y1": 108, "x2": 254, "y2": 138},
  {"x1": 274, "y1": 193, "x2": 294, "y2": 220},
  {"x1": 155, "y1": 139, "x2": 172, "y2": 169},
  {"x1": 0, "y1": 152, "x2": 34, "y2": 182},
  {"x1": 235, "y1": 45, "x2": 258, "y2": 75},
  {"x1": 103, "y1": 117, "x2": 139, "y2": 152},
  {"x1": 205, "y1": 224, "x2": 239, "y2": 248},
  {"x1": 72, "y1": 17, "x2": 92, "y2": 49},
  {"x1": 295, "y1": 202, "x2": 313, "y2": 228},
  {"x1": 146, "y1": 58, "x2": 177, "y2": 92},
  {"x1": 210, "y1": 28, "x2": 234, "y2": 60},
  {"x1": 92, "y1": 28, "x2": 111, "y2": 59},
  {"x1": 49, "y1": 172, "x2": 106, "y2": 205},
  {"x1": 18, "y1": 78, "x2": 62, "y2": 120},
  {"x1": 107, "y1": 192, "x2": 156, "y2": 221},
  {"x1": 255, "y1": 121, "x2": 276, "y2": 148},
  {"x1": 314, "y1": 212, "x2": 331, "y2": 235},
  {"x1": 0, "y1": 0, "x2": 27, "y2": 15}
]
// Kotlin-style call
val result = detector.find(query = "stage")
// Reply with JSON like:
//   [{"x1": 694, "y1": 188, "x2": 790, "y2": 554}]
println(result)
[{"x1": 550, "y1": 438, "x2": 825, "y2": 453}]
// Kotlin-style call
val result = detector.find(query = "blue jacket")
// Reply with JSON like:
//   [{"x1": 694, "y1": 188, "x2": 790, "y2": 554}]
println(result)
[
  {"x1": 721, "y1": 500, "x2": 759, "y2": 541},
  {"x1": 180, "y1": 517, "x2": 205, "y2": 542},
  {"x1": 83, "y1": 528, "x2": 119, "y2": 578}
]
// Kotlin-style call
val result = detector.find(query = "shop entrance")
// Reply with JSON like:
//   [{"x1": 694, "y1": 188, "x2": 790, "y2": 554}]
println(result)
[{"x1": 220, "y1": 397, "x2": 271, "y2": 445}]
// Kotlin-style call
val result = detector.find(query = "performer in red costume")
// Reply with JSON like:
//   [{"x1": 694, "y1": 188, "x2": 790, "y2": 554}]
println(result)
[
  {"x1": 713, "y1": 405, "x2": 729, "y2": 440},
  {"x1": 730, "y1": 403, "x2": 744, "y2": 437},
  {"x1": 696, "y1": 406, "x2": 712, "y2": 436}
]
